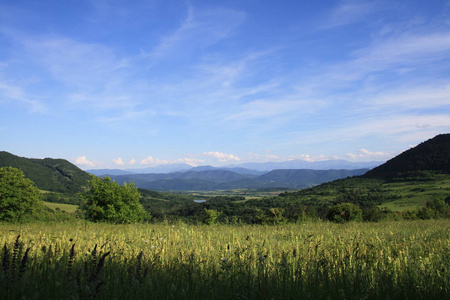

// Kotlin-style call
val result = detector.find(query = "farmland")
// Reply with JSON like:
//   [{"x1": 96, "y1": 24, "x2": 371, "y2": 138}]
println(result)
[{"x1": 1, "y1": 220, "x2": 449, "y2": 299}]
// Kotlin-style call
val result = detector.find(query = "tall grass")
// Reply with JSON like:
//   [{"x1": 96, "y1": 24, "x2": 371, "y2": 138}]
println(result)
[{"x1": 0, "y1": 220, "x2": 449, "y2": 299}]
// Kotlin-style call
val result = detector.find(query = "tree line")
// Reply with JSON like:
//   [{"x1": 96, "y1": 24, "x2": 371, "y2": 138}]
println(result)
[{"x1": 1, "y1": 166, "x2": 449, "y2": 224}]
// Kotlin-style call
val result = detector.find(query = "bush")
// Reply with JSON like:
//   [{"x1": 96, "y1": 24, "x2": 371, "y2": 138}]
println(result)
[
  {"x1": 326, "y1": 202, "x2": 362, "y2": 223},
  {"x1": 80, "y1": 176, "x2": 149, "y2": 224},
  {"x1": 0, "y1": 167, "x2": 42, "y2": 222}
]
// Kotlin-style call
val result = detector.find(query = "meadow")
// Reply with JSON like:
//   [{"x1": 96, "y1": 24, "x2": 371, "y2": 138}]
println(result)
[{"x1": 1, "y1": 220, "x2": 449, "y2": 299}]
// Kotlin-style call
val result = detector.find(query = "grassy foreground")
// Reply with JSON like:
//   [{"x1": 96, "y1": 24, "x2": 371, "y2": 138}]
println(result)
[{"x1": 1, "y1": 220, "x2": 449, "y2": 299}]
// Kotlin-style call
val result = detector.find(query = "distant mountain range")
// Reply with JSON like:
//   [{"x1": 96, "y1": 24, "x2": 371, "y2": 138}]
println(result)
[
  {"x1": 2, "y1": 134, "x2": 448, "y2": 193},
  {"x1": 87, "y1": 159, "x2": 383, "y2": 176},
  {"x1": 105, "y1": 168, "x2": 369, "y2": 191},
  {"x1": 86, "y1": 159, "x2": 381, "y2": 191}
]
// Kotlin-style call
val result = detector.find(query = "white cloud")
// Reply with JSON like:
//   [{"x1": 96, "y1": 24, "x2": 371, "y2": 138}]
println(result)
[
  {"x1": 112, "y1": 157, "x2": 125, "y2": 165},
  {"x1": 177, "y1": 158, "x2": 204, "y2": 166},
  {"x1": 129, "y1": 159, "x2": 136, "y2": 165},
  {"x1": 140, "y1": 155, "x2": 204, "y2": 166},
  {"x1": 75, "y1": 156, "x2": 97, "y2": 167},
  {"x1": 346, "y1": 148, "x2": 394, "y2": 161},
  {"x1": 202, "y1": 151, "x2": 240, "y2": 162},
  {"x1": 140, "y1": 156, "x2": 159, "y2": 165}
]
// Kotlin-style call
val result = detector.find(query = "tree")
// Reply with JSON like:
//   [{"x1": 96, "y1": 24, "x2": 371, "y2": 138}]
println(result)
[
  {"x1": 326, "y1": 202, "x2": 362, "y2": 223},
  {"x1": 203, "y1": 209, "x2": 221, "y2": 225},
  {"x1": 80, "y1": 175, "x2": 148, "y2": 224},
  {"x1": 0, "y1": 167, "x2": 42, "y2": 222}
]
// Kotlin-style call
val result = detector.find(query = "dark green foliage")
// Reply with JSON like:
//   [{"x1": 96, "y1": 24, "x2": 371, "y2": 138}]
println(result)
[
  {"x1": 0, "y1": 151, "x2": 90, "y2": 194},
  {"x1": 0, "y1": 167, "x2": 43, "y2": 222},
  {"x1": 362, "y1": 206, "x2": 384, "y2": 222},
  {"x1": 418, "y1": 199, "x2": 449, "y2": 219},
  {"x1": 0, "y1": 236, "x2": 31, "y2": 294},
  {"x1": 326, "y1": 202, "x2": 362, "y2": 223},
  {"x1": 41, "y1": 191, "x2": 81, "y2": 205},
  {"x1": 80, "y1": 176, "x2": 149, "y2": 224}
]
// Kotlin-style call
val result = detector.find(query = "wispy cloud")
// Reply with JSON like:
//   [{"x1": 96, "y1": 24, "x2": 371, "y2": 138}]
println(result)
[
  {"x1": 22, "y1": 36, "x2": 129, "y2": 87},
  {"x1": 321, "y1": 0, "x2": 380, "y2": 29},
  {"x1": 0, "y1": 79, "x2": 46, "y2": 112},
  {"x1": 145, "y1": 6, "x2": 246, "y2": 59}
]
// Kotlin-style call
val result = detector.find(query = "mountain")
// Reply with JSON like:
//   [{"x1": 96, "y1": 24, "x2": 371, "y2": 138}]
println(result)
[
  {"x1": 275, "y1": 134, "x2": 450, "y2": 211},
  {"x1": 256, "y1": 169, "x2": 368, "y2": 187},
  {"x1": 364, "y1": 134, "x2": 450, "y2": 178},
  {"x1": 225, "y1": 160, "x2": 383, "y2": 172},
  {"x1": 87, "y1": 159, "x2": 382, "y2": 176},
  {"x1": 108, "y1": 168, "x2": 368, "y2": 191},
  {"x1": 0, "y1": 151, "x2": 91, "y2": 193},
  {"x1": 127, "y1": 164, "x2": 193, "y2": 174}
]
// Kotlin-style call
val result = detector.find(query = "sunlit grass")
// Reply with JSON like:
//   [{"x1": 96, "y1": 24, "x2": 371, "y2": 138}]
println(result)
[
  {"x1": 1, "y1": 220, "x2": 449, "y2": 299},
  {"x1": 43, "y1": 201, "x2": 79, "y2": 213}
]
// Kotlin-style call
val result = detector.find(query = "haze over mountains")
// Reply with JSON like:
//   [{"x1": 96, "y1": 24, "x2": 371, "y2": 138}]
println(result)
[
  {"x1": 0, "y1": 134, "x2": 449, "y2": 193},
  {"x1": 102, "y1": 168, "x2": 369, "y2": 191},
  {"x1": 85, "y1": 160, "x2": 380, "y2": 191},
  {"x1": 87, "y1": 159, "x2": 382, "y2": 176}
]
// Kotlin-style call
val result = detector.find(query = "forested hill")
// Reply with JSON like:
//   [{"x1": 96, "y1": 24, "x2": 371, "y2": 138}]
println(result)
[
  {"x1": 364, "y1": 134, "x2": 450, "y2": 178},
  {"x1": 109, "y1": 168, "x2": 368, "y2": 191},
  {"x1": 0, "y1": 151, "x2": 90, "y2": 193}
]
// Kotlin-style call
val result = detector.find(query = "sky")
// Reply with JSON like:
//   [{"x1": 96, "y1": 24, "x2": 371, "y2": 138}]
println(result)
[{"x1": 1, "y1": 0, "x2": 450, "y2": 170}]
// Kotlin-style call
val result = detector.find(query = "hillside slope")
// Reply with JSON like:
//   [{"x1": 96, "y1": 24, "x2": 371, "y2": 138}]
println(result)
[
  {"x1": 0, "y1": 151, "x2": 90, "y2": 193},
  {"x1": 364, "y1": 134, "x2": 450, "y2": 178},
  {"x1": 275, "y1": 134, "x2": 450, "y2": 210}
]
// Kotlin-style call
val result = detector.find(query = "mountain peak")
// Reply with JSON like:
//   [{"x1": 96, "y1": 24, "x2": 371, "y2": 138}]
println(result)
[{"x1": 364, "y1": 134, "x2": 450, "y2": 178}]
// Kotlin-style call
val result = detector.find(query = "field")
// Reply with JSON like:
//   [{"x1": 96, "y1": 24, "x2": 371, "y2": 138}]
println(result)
[
  {"x1": 43, "y1": 201, "x2": 79, "y2": 213},
  {"x1": 1, "y1": 220, "x2": 449, "y2": 299},
  {"x1": 379, "y1": 177, "x2": 450, "y2": 211}
]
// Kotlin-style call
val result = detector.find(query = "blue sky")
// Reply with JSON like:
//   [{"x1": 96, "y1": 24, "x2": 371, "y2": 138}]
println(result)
[{"x1": 1, "y1": 0, "x2": 449, "y2": 169}]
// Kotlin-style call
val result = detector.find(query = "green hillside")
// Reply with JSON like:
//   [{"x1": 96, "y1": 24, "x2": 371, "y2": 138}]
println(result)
[
  {"x1": 0, "y1": 151, "x2": 90, "y2": 194},
  {"x1": 273, "y1": 134, "x2": 450, "y2": 213},
  {"x1": 364, "y1": 134, "x2": 450, "y2": 178},
  {"x1": 109, "y1": 168, "x2": 368, "y2": 191}
]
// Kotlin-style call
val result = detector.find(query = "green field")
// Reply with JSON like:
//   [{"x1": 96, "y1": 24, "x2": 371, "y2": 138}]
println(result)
[
  {"x1": 378, "y1": 177, "x2": 450, "y2": 211},
  {"x1": 43, "y1": 201, "x2": 79, "y2": 213},
  {"x1": 1, "y1": 220, "x2": 449, "y2": 299}
]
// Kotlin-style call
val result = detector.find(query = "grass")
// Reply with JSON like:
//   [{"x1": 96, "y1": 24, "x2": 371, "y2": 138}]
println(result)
[
  {"x1": 43, "y1": 201, "x2": 79, "y2": 213},
  {"x1": 379, "y1": 178, "x2": 450, "y2": 211},
  {"x1": 1, "y1": 220, "x2": 449, "y2": 299}
]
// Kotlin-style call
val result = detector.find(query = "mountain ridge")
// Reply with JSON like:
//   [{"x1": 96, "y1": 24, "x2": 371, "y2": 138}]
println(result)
[
  {"x1": 364, "y1": 134, "x2": 450, "y2": 178},
  {"x1": 0, "y1": 151, "x2": 91, "y2": 193},
  {"x1": 108, "y1": 168, "x2": 368, "y2": 191},
  {"x1": 87, "y1": 159, "x2": 383, "y2": 176}
]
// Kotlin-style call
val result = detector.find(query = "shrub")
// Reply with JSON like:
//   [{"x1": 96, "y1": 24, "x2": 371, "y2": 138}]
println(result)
[
  {"x1": 326, "y1": 202, "x2": 362, "y2": 223},
  {"x1": 80, "y1": 176, "x2": 149, "y2": 224},
  {"x1": 0, "y1": 167, "x2": 42, "y2": 222}
]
